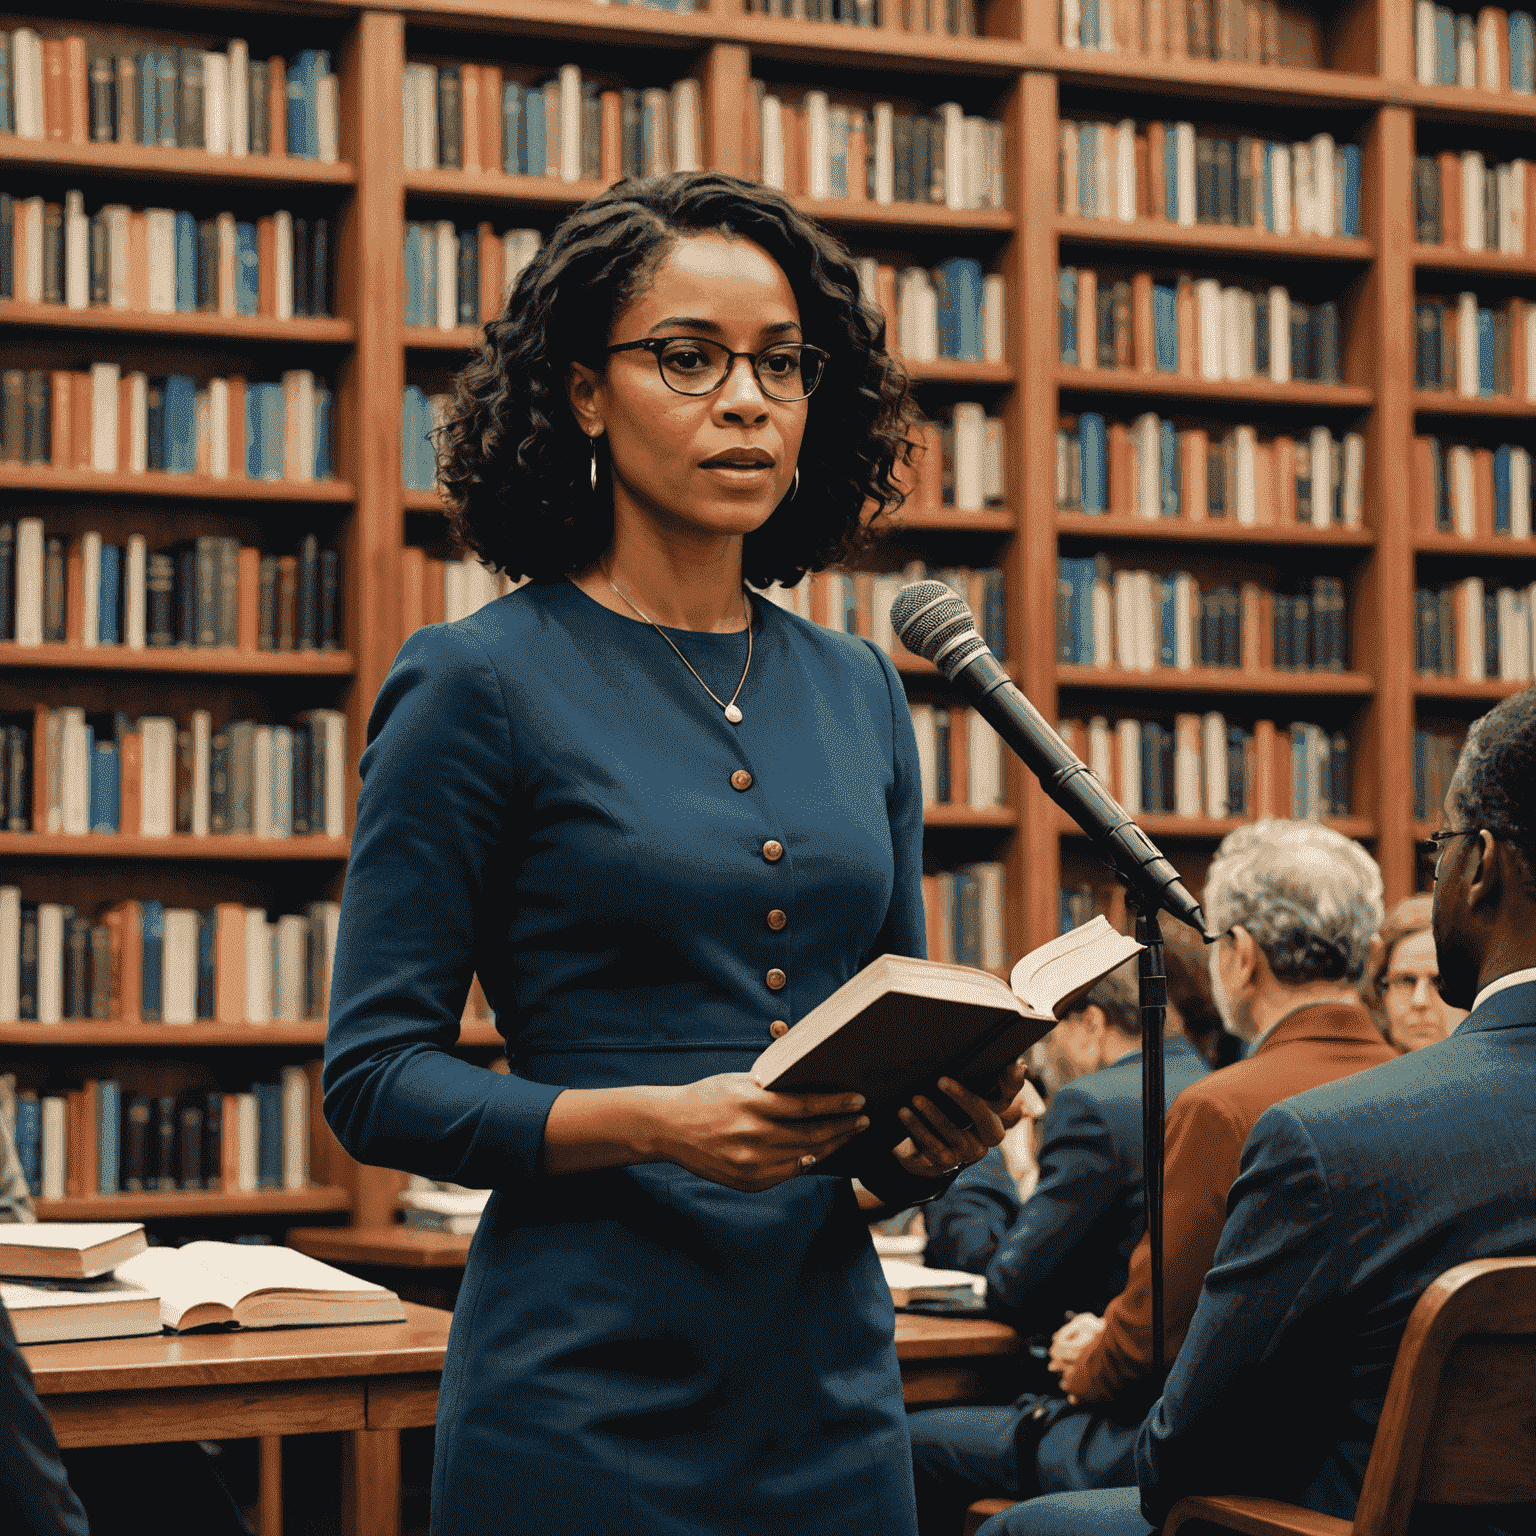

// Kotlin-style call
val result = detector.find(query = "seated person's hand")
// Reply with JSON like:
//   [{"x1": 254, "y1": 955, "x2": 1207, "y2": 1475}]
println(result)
[
  {"x1": 1048, "y1": 1311, "x2": 1106, "y2": 1400},
  {"x1": 891, "y1": 1059, "x2": 1034, "y2": 1181}
]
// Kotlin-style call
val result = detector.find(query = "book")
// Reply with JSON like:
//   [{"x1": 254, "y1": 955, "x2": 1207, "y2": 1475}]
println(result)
[
  {"x1": 0, "y1": 1221, "x2": 147, "y2": 1279},
  {"x1": 1, "y1": 1275, "x2": 163, "y2": 1344},
  {"x1": 751, "y1": 915, "x2": 1141, "y2": 1176},
  {"x1": 879, "y1": 1256, "x2": 984, "y2": 1305},
  {"x1": 400, "y1": 1187, "x2": 489, "y2": 1234},
  {"x1": 114, "y1": 1240, "x2": 406, "y2": 1331}
]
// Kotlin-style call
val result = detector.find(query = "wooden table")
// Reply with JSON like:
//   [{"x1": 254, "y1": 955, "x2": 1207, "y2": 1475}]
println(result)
[{"x1": 24, "y1": 1300, "x2": 453, "y2": 1536}]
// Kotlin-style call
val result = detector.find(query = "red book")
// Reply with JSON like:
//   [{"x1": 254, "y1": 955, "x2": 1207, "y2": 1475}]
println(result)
[
  {"x1": 43, "y1": 38, "x2": 67, "y2": 143},
  {"x1": 65, "y1": 36, "x2": 88, "y2": 145},
  {"x1": 267, "y1": 58, "x2": 287, "y2": 158}
]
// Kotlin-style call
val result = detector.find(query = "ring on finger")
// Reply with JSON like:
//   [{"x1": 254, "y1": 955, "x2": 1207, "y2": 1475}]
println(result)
[{"x1": 800, "y1": 1153, "x2": 817, "y2": 1169}]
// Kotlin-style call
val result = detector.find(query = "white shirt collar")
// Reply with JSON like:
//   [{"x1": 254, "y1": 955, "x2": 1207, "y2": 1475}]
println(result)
[{"x1": 1471, "y1": 966, "x2": 1536, "y2": 1015}]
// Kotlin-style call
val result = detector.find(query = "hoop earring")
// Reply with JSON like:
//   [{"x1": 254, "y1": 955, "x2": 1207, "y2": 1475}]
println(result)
[
  {"x1": 590, "y1": 436, "x2": 599, "y2": 494},
  {"x1": 790, "y1": 467, "x2": 800, "y2": 501}
]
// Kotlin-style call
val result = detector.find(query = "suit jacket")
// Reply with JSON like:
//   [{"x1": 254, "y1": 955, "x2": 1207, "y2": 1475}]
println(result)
[
  {"x1": 925, "y1": 1040, "x2": 1210, "y2": 1335},
  {"x1": 1137, "y1": 978, "x2": 1536, "y2": 1530},
  {"x1": 1063, "y1": 1001, "x2": 1398, "y2": 1412}
]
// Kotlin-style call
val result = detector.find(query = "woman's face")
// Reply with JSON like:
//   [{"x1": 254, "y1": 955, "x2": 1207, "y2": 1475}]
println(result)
[
  {"x1": 570, "y1": 232, "x2": 809, "y2": 548},
  {"x1": 1381, "y1": 928, "x2": 1467, "y2": 1051}
]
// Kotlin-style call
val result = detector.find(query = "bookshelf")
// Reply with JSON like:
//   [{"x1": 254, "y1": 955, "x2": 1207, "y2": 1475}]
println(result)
[{"x1": 5, "y1": 0, "x2": 1536, "y2": 1232}]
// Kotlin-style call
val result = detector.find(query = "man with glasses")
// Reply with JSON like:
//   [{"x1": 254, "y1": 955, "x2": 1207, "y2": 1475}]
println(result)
[{"x1": 977, "y1": 688, "x2": 1536, "y2": 1535}]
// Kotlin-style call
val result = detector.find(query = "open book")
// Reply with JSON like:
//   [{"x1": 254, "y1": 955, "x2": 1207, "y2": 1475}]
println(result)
[
  {"x1": 752, "y1": 916, "x2": 1142, "y2": 1179},
  {"x1": 0, "y1": 1222, "x2": 148, "y2": 1280},
  {"x1": 113, "y1": 1241, "x2": 406, "y2": 1332}
]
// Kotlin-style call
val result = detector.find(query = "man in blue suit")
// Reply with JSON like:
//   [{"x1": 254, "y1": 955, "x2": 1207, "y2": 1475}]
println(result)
[{"x1": 980, "y1": 686, "x2": 1536, "y2": 1536}]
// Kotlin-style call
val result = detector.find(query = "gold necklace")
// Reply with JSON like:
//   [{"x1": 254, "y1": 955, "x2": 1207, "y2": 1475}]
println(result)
[{"x1": 606, "y1": 568, "x2": 753, "y2": 725}]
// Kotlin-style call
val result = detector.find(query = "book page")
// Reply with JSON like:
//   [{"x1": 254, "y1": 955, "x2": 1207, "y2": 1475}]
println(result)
[
  {"x1": 878, "y1": 1258, "x2": 984, "y2": 1296},
  {"x1": 177, "y1": 1241, "x2": 392, "y2": 1300},
  {"x1": 114, "y1": 1246, "x2": 247, "y2": 1326},
  {"x1": 1009, "y1": 915, "x2": 1143, "y2": 1016},
  {"x1": 0, "y1": 1276, "x2": 158, "y2": 1310}
]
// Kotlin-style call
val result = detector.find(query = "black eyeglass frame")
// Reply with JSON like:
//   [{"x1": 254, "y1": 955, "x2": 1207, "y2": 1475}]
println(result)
[
  {"x1": 1419, "y1": 827, "x2": 1482, "y2": 876},
  {"x1": 605, "y1": 337, "x2": 831, "y2": 401}
]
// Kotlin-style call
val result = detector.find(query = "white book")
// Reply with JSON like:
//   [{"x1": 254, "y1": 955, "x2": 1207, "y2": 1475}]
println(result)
[
  {"x1": 1063, "y1": 0, "x2": 1082, "y2": 48},
  {"x1": 14, "y1": 519, "x2": 43, "y2": 646},
  {"x1": 321, "y1": 710, "x2": 346, "y2": 835},
  {"x1": 639, "y1": 87, "x2": 670, "y2": 175},
  {"x1": 671, "y1": 77, "x2": 701, "y2": 174},
  {"x1": 1134, "y1": 571, "x2": 1157, "y2": 671},
  {"x1": 1309, "y1": 427, "x2": 1334, "y2": 526},
  {"x1": 1508, "y1": 161, "x2": 1528, "y2": 255},
  {"x1": 1292, "y1": 141, "x2": 1314, "y2": 235},
  {"x1": 216, "y1": 212, "x2": 237, "y2": 318},
  {"x1": 983, "y1": 417, "x2": 1005, "y2": 502},
  {"x1": 138, "y1": 717, "x2": 176, "y2": 835},
  {"x1": 1201, "y1": 711, "x2": 1229, "y2": 817},
  {"x1": 60, "y1": 710, "x2": 89, "y2": 836},
  {"x1": 253, "y1": 724, "x2": 274, "y2": 837},
  {"x1": 38, "y1": 1096, "x2": 65, "y2": 1200},
  {"x1": 968, "y1": 711, "x2": 1004, "y2": 807},
  {"x1": 91, "y1": 362, "x2": 119, "y2": 471},
  {"x1": 1095, "y1": 121, "x2": 1112, "y2": 217},
  {"x1": 1527, "y1": 306, "x2": 1536, "y2": 400},
  {"x1": 1456, "y1": 291, "x2": 1478, "y2": 396},
  {"x1": 45, "y1": 712, "x2": 62, "y2": 831},
  {"x1": 1132, "y1": 411, "x2": 1159, "y2": 519},
  {"x1": 1173, "y1": 574, "x2": 1195, "y2": 668},
  {"x1": 104, "y1": 204, "x2": 130, "y2": 307},
  {"x1": 1174, "y1": 715, "x2": 1201, "y2": 817},
  {"x1": 1234, "y1": 426, "x2": 1257, "y2": 525},
  {"x1": 126, "y1": 374, "x2": 148, "y2": 473},
  {"x1": 82, "y1": 531, "x2": 101, "y2": 647},
  {"x1": 1457, "y1": 16, "x2": 1477, "y2": 87},
  {"x1": 1497, "y1": 588, "x2": 1525, "y2": 679},
  {"x1": 204, "y1": 52, "x2": 228, "y2": 154},
  {"x1": 307, "y1": 901, "x2": 340, "y2": 1019},
  {"x1": 436, "y1": 219, "x2": 457, "y2": 329},
  {"x1": 939, "y1": 101, "x2": 965, "y2": 211},
  {"x1": 244, "y1": 910, "x2": 271, "y2": 1023},
  {"x1": 1090, "y1": 564, "x2": 1113, "y2": 666},
  {"x1": 1310, "y1": 134, "x2": 1335, "y2": 238},
  {"x1": 1268, "y1": 286, "x2": 1291, "y2": 380},
  {"x1": 1087, "y1": 716, "x2": 1111, "y2": 786},
  {"x1": 192, "y1": 710, "x2": 212, "y2": 836},
  {"x1": 760, "y1": 95, "x2": 785, "y2": 189},
  {"x1": 502, "y1": 229, "x2": 542, "y2": 298},
  {"x1": 37, "y1": 904, "x2": 65, "y2": 1022},
  {"x1": 952, "y1": 402, "x2": 986, "y2": 512},
  {"x1": 1196, "y1": 279, "x2": 1223, "y2": 380},
  {"x1": 146, "y1": 209, "x2": 177, "y2": 312},
  {"x1": 1115, "y1": 118, "x2": 1136, "y2": 221},
  {"x1": 228, "y1": 39, "x2": 249, "y2": 157},
  {"x1": 1059, "y1": 121, "x2": 1080, "y2": 215},
  {"x1": 282, "y1": 1064, "x2": 310, "y2": 1189},
  {"x1": 1511, "y1": 447, "x2": 1532, "y2": 538},
  {"x1": 873, "y1": 102, "x2": 894, "y2": 203},
  {"x1": 401, "y1": 65, "x2": 423, "y2": 169},
  {"x1": 0, "y1": 887, "x2": 19, "y2": 1022},
  {"x1": 1, "y1": 1277, "x2": 162, "y2": 1345},
  {"x1": 1416, "y1": 0, "x2": 1437, "y2": 84},
  {"x1": 560, "y1": 64, "x2": 583, "y2": 180},
  {"x1": 64, "y1": 190, "x2": 88, "y2": 308},
  {"x1": 1462, "y1": 153, "x2": 1486, "y2": 249},
  {"x1": 1117, "y1": 719, "x2": 1142, "y2": 812},
  {"x1": 209, "y1": 378, "x2": 230, "y2": 475},
  {"x1": 804, "y1": 91, "x2": 830, "y2": 199},
  {"x1": 236, "y1": 1095, "x2": 259, "y2": 1191},
  {"x1": 1175, "y1": 123, "x2": 1196, "y2": 228},
  {"x1": 317, "y1": 71, "x2": 339, "y2": 164},
  {"x1": 1450, "y1": 444, "x2": 1476, "y2": 535},
  {"x1": 12, "y1": 29, "x2": 44, "y2": 139},
  {"x1": 124, "y1": 533, "x2": 147, "y2": 647},
  {"x1": 195, "y1": 392, "x2": 211, "y2": 475},
  {"x1": 1112, "y1": 570, "x2": 1137, "y2": 668},
  {"x1": 283, "y1": 370, "x2": 315, "y2": 482},
  {"x1": 981, "y1": 275, "x2": 1005, "y2": 362},
  {"x1": 1342, "y1": 432, "x2": 1364, "y2": 527},
  {"x1": 1463, "y1": 577, "x2": 1486, "y2": 681},
  {"x1": 275, "y1": 914, "x2": 305, "y2": 1021},
  {"x1": 274, "y1": 209, "x2": 294, "y2": 320},
  {"x1": 417, "y1": 64, "x2": 439, "y2": 170},
  {"x1": 271, "y1": 725, "x2": 292, "y2": 838},
  {"x1": 1220, "y1": 286, "x2": 1245, "y2": 380},
  {"x1": 910, "y1": 704, "x2": 938, "y2": 804},
  {"x1": 162, "y1": 909, "x2": 199, "y2": 1024}
]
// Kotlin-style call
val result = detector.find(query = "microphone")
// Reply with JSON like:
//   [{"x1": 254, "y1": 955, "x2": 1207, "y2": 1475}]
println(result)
[{"x1": 891, "y1": 581, "x2": 1215, "y2": 941}]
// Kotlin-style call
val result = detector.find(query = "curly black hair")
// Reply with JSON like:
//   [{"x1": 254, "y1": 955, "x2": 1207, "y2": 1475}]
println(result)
[
  {"x1": 434, "y1": 172, "x2": 919, "y2": 590},
  {"x1": 1453, "y1": 685, "x2": 1536, "y2": 892}
]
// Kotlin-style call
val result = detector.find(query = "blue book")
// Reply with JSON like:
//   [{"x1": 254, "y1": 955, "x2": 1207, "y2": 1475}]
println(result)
[
  {"x1": 1079, "y1": 122, "x2": 1097, "y2": 215},
  {"x1": 235, "y1": 222, "x2": 259, "y2": 314},
  {"x1": 942, "y1": 257, "x2": 983, "y2": 361},
  {"x1": 1059, "y1": 268, "x2": 1078, "y2": 364},
  {"x1": 174, "y1": 211, "x2": 197, "y2": 312},
  {"x1": 164, "y1": 374, "x2": 196, "y2": 472},
  {"x1": 15, "y1": 1093, "x2": 40, "y2": 1196},
  {"x1": 1227, "y1": 725, "x2": 1247, "y2": 815},
  {"x1": 90, "y1": 739, "x2": 119, "y2": 832},
  {"x1": 1291, "y1": 725, "x2": 1308, "y2": 816},
  {"x1": 141, "y1": 898, "x2": 164, "y2": 1022},
  {"x1": 314, "y1": 387, "x2": 334, "y2": 480},
  {"x1": 1073, "y1": 559, "x2": 1095, "y2": 663},
  {"x1": 137, "y1": 52, "x2": 158, "y2": 144},
  {"x1": 421, "y1": 230, "x2": 438, "y2": 330},
  {"x1": 1159, "y1": 577, "x2": 1176, "y2": 666},
  {"x1": 1060, "y1": 891, "x2": 1073, "y2": 936},
  {"x1": 1079, "y1": 411, "x2": 1106, "y2": 512},
  {"x1": 1436, "y1": 8, "x2": 1456, "y2": 84},
  {"x1": 829, "y1": 111, "x2": 848, "y2": 198},
  {"x1": 1164, "y1": 128, "x2": 1178, "y2": 222},
  {"x1": 1159, "y1": 418, "x2": 1179, "y2": 516},
  {"x1": 0, "y1": 37, "x2": 11, "y2": 134},
  {"x1": 502, "y1": 82, "x2": 524, "y2": 174},
  {"x1": 286, "y1": 51, "x2": 321, "y2": 160},
  {"x1": 1082, "y1": 0, "x2": 1100, "y2": 49},
  {"x1": 1477, "y1": 307, "x2": 1495, "y2": 395},
  {"x1": 981, "y1": 569, "x2": 1005, "y2": 661},
  {"x1": 155, "y1": 52, "x2": 177, "y2": 148},
  {"x1": 952, "y1": 869, "x2": 981, "y2": 967},
  {"x1": 1494, "y1": 444, "x2": 1512, "y2": 532},
  {"x1": 403, "y1": 385, "x2": 424, "y2": 488},
  {"x1": 255, "y1": 1081, "x2": 282, "y2": 1190},
  {"x1": 97, "y1": 1079, "x2": 120, "y2": 1195},
  {"x1": 1152, "y1": 283, "x2": 1177, "y2": 372},
  {"x1": 146, "y1": 378, "x2": 166, "y2": 469},
  {"x1": 98, "y1": 543, "x2": 121, "y2": 643},
  {"x1": 1513, "y1": 13, "x2": 1535, "y2": 91},
  {"x1": 246, "y1": 385, "x2": 262, "y2": 477},
  {"x1": 524, "y1": 86, "x2": 548, "y2": 178},
  {"x1": 1341, "y1": 145, "x2": 1362, "y2": 236},
  {"x1": 262, "y1": 382, "x2": 284, "y2": 480},
  {"x1": 1261, "y1": 143, "x2": 1274, "y2": 231},
  {"x1": 196, "y1": 909, "x2": 216, "y2": 1020},
  {"x1": 1141, "y1": 722, "x2": 1161, "y2": 813},
  {"x1": 404, "y1": 224, "x2": 423, "y2": 326}
]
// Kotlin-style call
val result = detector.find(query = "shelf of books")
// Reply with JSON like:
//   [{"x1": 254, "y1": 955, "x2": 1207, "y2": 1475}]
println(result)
[{"x1": 6, "y1": 0, "x2": 1536, "y2": 1232}]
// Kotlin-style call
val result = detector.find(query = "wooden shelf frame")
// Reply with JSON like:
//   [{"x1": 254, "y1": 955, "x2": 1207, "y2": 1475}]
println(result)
[
  {"x1": 0, "y1": 833, "x2": 350, "y2": 860},
  {"x1": 0, "y1": 302, "x2": 356, "y2": 346},
  {"x1": 0, "y1": 643, "x2": 357, "y2": 675}
]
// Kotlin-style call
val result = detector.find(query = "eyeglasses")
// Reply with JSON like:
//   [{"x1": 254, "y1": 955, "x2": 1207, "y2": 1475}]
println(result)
[
  {"x1": 606, "y1": 337, "x2": 830, "y2": 402},
  {"x1": 1418, "y1": 827, "x2": 1480, "y2": 878}
]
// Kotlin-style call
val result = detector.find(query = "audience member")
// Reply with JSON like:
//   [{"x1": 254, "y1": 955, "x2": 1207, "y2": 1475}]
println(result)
[
  {"x1": 912, "y1": 820, "x2": 1398, "y2": 1534},
  {"x1": 1160, "y1": 921, "x2": 1243, "y2": 1069},
  {"x1": 1359, "y1": 893, "x2": 1468, "y2": 1050},
  {"x1": 978, "y1": 687, "x2": 1536, "y2": 1536}
]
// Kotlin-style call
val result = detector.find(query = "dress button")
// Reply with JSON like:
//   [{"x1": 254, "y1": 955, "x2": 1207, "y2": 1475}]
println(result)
[
  {"x1": 731, "y1": 769, "x2": 753, "y2": 791},
  {"x1": 762, "y1": 840, "x2": 783, "y2": 863},
  {"x1": 769, "y1": 1019, "x2": 790, "y2": 1039},
  {"x1": 767, "y1": 909, "x2": 787, "y2": 931},
  {"x1": 766, "y1": 969, "x2": 787, "y2": 991}
]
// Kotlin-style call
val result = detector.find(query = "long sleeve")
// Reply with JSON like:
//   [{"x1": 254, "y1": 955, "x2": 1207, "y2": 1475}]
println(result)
[
  {"x1": 0, "y1": 1302, "x2": 90, "y2": 1536},
  {"x1": 922, "y1": 1149, "x2": 1021, "y2": 1274},
  {"x1": 322, "y1": 624, "x2": 564, "y2": 1189}
]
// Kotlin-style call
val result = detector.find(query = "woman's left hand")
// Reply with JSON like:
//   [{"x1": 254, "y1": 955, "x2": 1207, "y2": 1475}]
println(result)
[{"x1": 891, "y1": 1059, "x2": 1043, "y2": 1181}]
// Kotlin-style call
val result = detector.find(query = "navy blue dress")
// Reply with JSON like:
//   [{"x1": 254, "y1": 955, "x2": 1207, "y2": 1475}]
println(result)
[{"x1": 323, "y1": 578, "x2": 927, "y2": 1535}]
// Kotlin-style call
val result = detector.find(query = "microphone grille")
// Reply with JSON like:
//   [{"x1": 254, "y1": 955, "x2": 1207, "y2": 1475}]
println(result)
[{"x1": 889, "y1": 580, "x2": 988, "y2": 678}]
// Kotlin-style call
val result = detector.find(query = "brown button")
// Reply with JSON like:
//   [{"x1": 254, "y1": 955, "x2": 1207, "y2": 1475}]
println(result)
[
  {"x1": 766, "y1": 968, "x2": 787, "y2": 991},
  {"x1": 762, "y1": 840, "x2": 784, "y2": 863},
  {"x1": 731, "y1": 769, "x2": 753, "y2": 791},
  {"x1": 769, "y1": 1019, "x2": 790, "y2": 1039},
  {"x1": 767, "y1": 909, "x2": 787, "y2": 931}
]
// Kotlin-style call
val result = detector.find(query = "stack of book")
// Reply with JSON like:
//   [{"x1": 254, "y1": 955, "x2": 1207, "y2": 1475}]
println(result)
[
  {"x1": 857, "y1": 258, "x2": 1005, "y2": 364},
  {"x1": 1061, "y1": 0, "x2": 1323, "y2": 68},
  {"x1": 400, "y1": 1182, "x2": 489, "y2": 1234},
  {"x1": 0, "y1": 366, "x2": 336, "y2": 482},
  {"x1": 744, "y1": 0, "x2": 978, "y2": 32},
  {"x1": 1056, "y1": 412, "x2": 1365, "y2": 525},
  {"x1": 1415, "y1": 5, "x2": 1536, "y2": 91},
  {"x1": 1413, "y1": 150, "x2": 1533, "y2": 252},
  {"x1": 1059, "y1": 267, "x2": 1343, "y2": 384},
  {"x1": 1412, "y1": 437, "x2": 1534, "y2": 536},
  {"x1": 1056, "y1": 560, "x2": 1348, "y2": 673},
  {"x1": 1056, "y1": 712, "x2": 1350, "y2": 821},
  {"x1": 1061, "y1": 119, "x2": 1362, "y2": 237},
  {"x1": 0, "y1": 32, "x2": 340, "y2": 160},
  {"x1": 402, "y1": 386, "x2": 449, "y2": 491},
  {"x1": 0, "y1": 194, "x2": 331, "y2": 317},
  {"x1": 909, "y1": 704, "x2": 1006, "y2": 809},
  {"x1": 1415, "y1": 579, "x2": 1536, "y2": 681},
  {"x1": 400, "y1": 550, "x2": 521, "y2": 637},
  {"x1": 0, "y1": 705, "x2": 347, "y2": 839},
  {"x1": 0, "y1": 523, "x2": 340, "y2": 652},
  {"x1": 1413, "y1": 292, "x2": 1535, "y2": 398},
  {"x1": 921, "y1": 862, "x2": 1006, "y2": 969},
  {"x1": 0, "y1": 893, "x2": 340, "y2": 1028},
  {"x1": 0, "y1": 1226, "x2": 403, "y2": 1345},
  {"x1": 403, "y1": 223, "x2": 541, "y2": 329},
  {"x1": 1413, "y1": 725, "x2": 1467, "y2": 819}
]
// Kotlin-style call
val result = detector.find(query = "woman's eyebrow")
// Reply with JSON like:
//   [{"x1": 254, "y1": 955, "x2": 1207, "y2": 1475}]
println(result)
[{"x1": 647, "y1": 317, "x2": 803, "y2": 337}]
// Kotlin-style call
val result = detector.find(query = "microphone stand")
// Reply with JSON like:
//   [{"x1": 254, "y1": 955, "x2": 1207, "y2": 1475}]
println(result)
[{"x1": 1130, "y1": 896, "x2": 1168, "y2": 1381}]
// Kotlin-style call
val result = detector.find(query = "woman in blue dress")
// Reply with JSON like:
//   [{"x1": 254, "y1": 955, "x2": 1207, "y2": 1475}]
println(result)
[{"x1": 322, "y1": 172, "x2": 1032, "y2": 1535}]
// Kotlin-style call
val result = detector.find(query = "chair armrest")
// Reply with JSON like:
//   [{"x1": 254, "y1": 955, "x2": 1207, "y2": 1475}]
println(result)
[{"x1": 1164, "y1": 1495, "x2": 1353, "y2": 1536}]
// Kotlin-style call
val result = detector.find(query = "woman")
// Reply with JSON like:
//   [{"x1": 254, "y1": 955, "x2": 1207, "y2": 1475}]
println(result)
[
  {"x1": 322, "y1": 172, "x2": 1031, "y2": 1535},
  {"x1": 1360, "y1": 894, "x2": 1468, "y2": 1051}
]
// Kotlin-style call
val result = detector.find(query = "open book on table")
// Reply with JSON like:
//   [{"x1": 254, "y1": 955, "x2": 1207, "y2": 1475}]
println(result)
[{"x1": 752, "y1": 915, "x2": 1142, "y2": 1180}]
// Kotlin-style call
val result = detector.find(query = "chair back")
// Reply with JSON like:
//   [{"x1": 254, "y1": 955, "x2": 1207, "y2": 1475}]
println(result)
[{"x1": 1352, "y1": 1255, "x2": 1536, "y2": 1535}]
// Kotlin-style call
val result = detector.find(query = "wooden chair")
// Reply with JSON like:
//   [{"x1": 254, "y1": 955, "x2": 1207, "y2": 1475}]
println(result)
[{"x1": 1164, "y1": 1256, "x2": 1536, "y2": 1536}]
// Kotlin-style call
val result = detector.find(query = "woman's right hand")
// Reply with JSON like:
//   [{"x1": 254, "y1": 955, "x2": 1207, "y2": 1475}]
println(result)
[{"x1": 645, "y1": 1073, "x2": 870, "y2": 1192}]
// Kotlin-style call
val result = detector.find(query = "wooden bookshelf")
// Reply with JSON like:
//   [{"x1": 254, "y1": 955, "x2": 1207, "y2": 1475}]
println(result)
[
  {"x1": 34, "y1": 1187, "x2": 353, "y2": 1221},
  {"x1": 0, "y1": 467, "x2": 355, "y2": 502},
  {"x1": 1056, "y1": 515, "x2": 1376, "y2": 548},
  {"x1": 0, "y1": 834, "x2": 351, "y2": 860},
  {"x1": 0, "y1": 644, "x2": 357, "y2": 675},
  {"x1": 0, "y1": 304, "x2": 357, "y2": 346}
]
